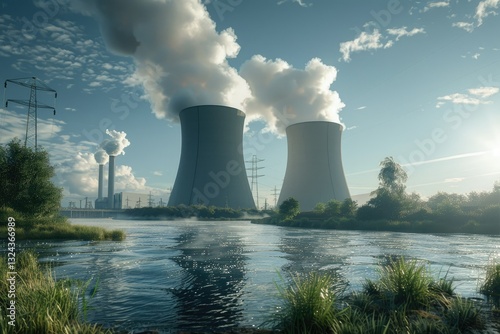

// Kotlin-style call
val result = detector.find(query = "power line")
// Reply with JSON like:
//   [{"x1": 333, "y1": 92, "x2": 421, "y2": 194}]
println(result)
[
  {"x1": 4, "y1": 77, "x2": 57, "y2": 150},
  {"x1": 246, "y1": 155, "x2": 264, "y2": 209},
  {"x1": 272, "y1": 185, "x2": 280, "y2": 208}
]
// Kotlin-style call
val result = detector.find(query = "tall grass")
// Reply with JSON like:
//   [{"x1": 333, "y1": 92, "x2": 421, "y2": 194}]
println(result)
[
  {"x1": 480, "y1": 262, "x2": 500, "y2": 306},
  {"x1": 365, "y1": 257, "x2": 436, "y2": 310},
  {"x1": 274, "y1": 272, "x2": 346, "y2": 333},
  {"x1": 0, "y1": 252, "x2": 112, "y2": 333},
  {"x1": 274, "y1": 258, "x2": 486, "y2": 334}
]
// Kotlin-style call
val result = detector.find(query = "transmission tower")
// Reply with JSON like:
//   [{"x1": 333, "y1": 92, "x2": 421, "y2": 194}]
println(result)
[
  {"x1": 272, "y1": 185, "x2": 280, "y2": 208},
  {"x1": 4, "y1": 77, "x2": 57, "y2": 150},
  {"x1": 246, "y1": 155, "x2": 264, "y2": 209}
]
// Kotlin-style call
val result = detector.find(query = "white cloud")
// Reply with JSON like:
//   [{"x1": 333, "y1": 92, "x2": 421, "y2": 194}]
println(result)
[
  {"x1": 436, "y1": 87, "x2": 499, "y2": 107},
  {"x1": 422, "y1": 1, "x2": 450, "y2": 12},
  {"x1": 472, "y1": 53, "x2": 481, "y2": 59},
  {"x1": 386, "y1": 27, "x2": 425, "y2": 41},
  {"x1": 153, "y1": 171, "x2": 163, "y2": 176},
  {"x1": 277, "y1": 0, "x2": 312, "y2": 7},
  {"x1": 339, "y1": 26, "x2": 424, "y2": 62},
  {"x1": 339, "y1": 29, "x2": 389, "y2": 62},
  {"x1": 475, "y1": 0, "x2": 500, "y2": 26},
  {"x1": 452, "y1": 21, "x2": 475, "y2": 32},
  {"x1": 468, "y1": 86, "x2": 500, "y2": 98}
]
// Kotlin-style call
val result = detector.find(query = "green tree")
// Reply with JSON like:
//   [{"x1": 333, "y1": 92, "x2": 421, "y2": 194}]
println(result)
[
  {"x1": 377, "y1": 156, "x2": 408, "y2": 195},
  {"x1": 324, "y1": 199, "x2": 341, "y2": 217},
  {"x1": 339, "y1": 198, "x2": 358, "y2": 217},
  {"x1": 0, "y1": 139, "x2": 62, "y2": 217},
  {"x1": 279, "y1": 197, "x2": 300, "y2": 220}
]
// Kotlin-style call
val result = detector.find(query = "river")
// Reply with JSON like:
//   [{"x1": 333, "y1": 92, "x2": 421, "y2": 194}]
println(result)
[{"x1": 12, "y1": 219, "x2": 500, "y2": 333}]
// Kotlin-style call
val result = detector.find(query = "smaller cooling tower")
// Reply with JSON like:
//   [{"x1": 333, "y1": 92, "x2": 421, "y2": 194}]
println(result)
[
  {"x1": 108, "y1": 156, "x2": 115, "y2": 209},
  {"x1": 278, "y1": 121, "x2": 350, "y2": 211},
  {"x1": 98, "y1": 164, "x2": 104, "y2": 200},
  {"x1": 168, "y1": 105, "x2": 255, "y2": 209}
]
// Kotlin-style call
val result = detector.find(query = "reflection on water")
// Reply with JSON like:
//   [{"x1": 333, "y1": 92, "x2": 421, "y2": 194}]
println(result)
[{"x1": 3, "y1": 219, "x2": 499, "y2": 333}]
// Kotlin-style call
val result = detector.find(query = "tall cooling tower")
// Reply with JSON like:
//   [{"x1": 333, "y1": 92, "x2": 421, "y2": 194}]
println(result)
[
  {"x1": 278, "y1": 121, "x2": 350, "y2": 211},
  {"x1": 168, "y1": 105, "x2": 256, "y2": 209},
  {"x1": 108, "y1": 156, "x2": 115, "y2": 209}
]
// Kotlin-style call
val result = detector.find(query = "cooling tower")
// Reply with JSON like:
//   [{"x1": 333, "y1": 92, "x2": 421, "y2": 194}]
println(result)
[
  {"x1": 108, "y1": 155, "x2": 115, "y2": 209},
  {"x1": 98, "y1": 164, "x2": 104, "y2": 200},
  {"x1": 278, "y1": 121, "x2": 350, "y2": 211},
  {"x1": 168, "y1": 105, "x2": 256, "y2": 209}
]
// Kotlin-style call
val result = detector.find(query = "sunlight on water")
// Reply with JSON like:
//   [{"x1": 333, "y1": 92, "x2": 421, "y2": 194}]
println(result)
[{"x1": 7, "y1": 219, "x2": 500, "y2": 333}]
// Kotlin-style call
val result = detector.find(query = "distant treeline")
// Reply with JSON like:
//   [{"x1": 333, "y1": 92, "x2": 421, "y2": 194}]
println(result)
[
  {"x1": 124, "y1": 205, "x2": 270, "y2": 220},
  {"x1": 256, "y1": 157, "x2": 500, "y2": 235}
]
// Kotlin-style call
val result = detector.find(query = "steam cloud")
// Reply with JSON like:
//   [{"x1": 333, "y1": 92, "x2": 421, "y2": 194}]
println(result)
[
  {"x1": 100, "y1": 129, "x2": 130, "y2": 156},
  {"x1": 94, "y1": 149, "x2": 109, "y2": 165},
  {"x1": 72, "y1": 0, "x2": 344, "y2": 134},
  {"x1": 240, "y1": 55, "x2": 344, "y2": 133}
]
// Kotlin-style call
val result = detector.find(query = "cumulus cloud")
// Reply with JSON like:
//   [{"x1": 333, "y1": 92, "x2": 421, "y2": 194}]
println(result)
[
  {"x1": 452, "y1": 21, "x2": 475, "y2": 32},
  {"x1": 339, "y1": 26, "x2": 424, "y2": 62},
  {"x1": 468, "y1": 86, "x2": 500, "y2": 98},
  {"x1": 240, "y1": 55, "x2": 344, "y2": 134}
]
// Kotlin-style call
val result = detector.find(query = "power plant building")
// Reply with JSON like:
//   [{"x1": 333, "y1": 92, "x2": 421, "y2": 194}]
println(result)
[
  {"x1": 168, "y1": 105, "x2": 256, "y2": 209},
  {"x1": 278, "y1": 121, "x2": 350, "y2": 211}
]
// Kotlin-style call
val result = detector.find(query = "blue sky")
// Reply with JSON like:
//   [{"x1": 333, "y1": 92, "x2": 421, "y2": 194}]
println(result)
[{"x1": 0, "y1": 0, "x2": 499, "y2": 208}]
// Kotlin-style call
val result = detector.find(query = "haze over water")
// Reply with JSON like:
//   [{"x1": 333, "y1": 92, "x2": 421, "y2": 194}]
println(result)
[{"x1": 12, "y1": 219, "x2": 500, "y2": 333}]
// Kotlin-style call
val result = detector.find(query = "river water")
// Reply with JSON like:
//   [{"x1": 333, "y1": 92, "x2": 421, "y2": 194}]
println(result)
[{"x1": 12, "y1": 219, "x2": 500, "y2": 333}]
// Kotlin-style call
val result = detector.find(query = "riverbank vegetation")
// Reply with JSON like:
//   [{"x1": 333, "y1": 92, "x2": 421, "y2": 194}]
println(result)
[
  {"x1": 123, "y1": 205, "x2": 270, "y2": 220},
  {"x1": 273, "y1": 257, "x2": 497, "y2": 333},
  {"x1": 0, "y1": 139, "x2": 125, "y2": 241},
  {"x1": 256, "y1": 157, "x2": 499, "y2": 235},
  {"x1": 0, "y1": 251, "x2": 112, "y2": 333}
]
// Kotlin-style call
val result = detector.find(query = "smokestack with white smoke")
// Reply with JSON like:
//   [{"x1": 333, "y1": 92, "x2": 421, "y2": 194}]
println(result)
[
  {"x1": 94, "y1": 149, "x2": 109, "y2": 200},
  {"x1": 100, "y1": 129, "x2": 130, "y2": 208}
]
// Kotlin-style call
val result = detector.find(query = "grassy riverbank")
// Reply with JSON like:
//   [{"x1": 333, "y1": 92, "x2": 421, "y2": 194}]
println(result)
[
  {"x1": 0, "y1": 252, "x2": 112, "y2": 333},
  {"x1": 0, "y1": 209, "x2": 125, "y2": 241},
  {"x1": 272, "y1": 258, "x2": 500, "y2": 334},
  {"x1": 1, "y1": 252, "x2": 498, "y2": 333}
]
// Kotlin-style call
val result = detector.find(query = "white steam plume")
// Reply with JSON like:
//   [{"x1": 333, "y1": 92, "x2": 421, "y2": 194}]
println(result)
[
  {"x1": 71, "y1": 0, "x2": 345, "y2": 134},
  {"x1": 100, "y1": 129, "x2": 130, "y2": 156},
  {"x1": 241, "y1": 55, "x2": 345, "y2": 134},
  {"x1": 71, "y1": 0, "x2": 251, "y2": 121},
  {"x1": 94, "y1": 149, "x2": 109, "y2": 165}
]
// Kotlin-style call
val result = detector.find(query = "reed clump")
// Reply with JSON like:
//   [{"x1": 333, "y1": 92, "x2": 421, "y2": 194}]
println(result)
[
  {"x1": 0, "y1": 251, "x2": 112, "y2": 333},
  {"x1": 273, "y1": 257, "x2": 486, "y2": 333}
]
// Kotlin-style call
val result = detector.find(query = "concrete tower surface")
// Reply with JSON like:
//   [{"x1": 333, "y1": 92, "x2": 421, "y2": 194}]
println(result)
[
  {"x1": 168, "y1": 105, "x2": 256, "y2": 209},
  {"x1": 108, "y1": 155, "x2": 115, "y2": 209},
  {"x1": 278, "y1": 121, "x2": 350, "y2": 211},
  {"x1": 98, "y1": 164, "x2": 104, "y2": 200}
]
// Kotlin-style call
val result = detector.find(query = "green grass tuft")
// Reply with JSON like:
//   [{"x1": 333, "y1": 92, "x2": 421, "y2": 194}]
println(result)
[
  {"x1": 480, "y1": 262, "x2": 500, "y2": 306},
  {"x1": 0, "y1": 251, "x2": 112, "y2": 333}
]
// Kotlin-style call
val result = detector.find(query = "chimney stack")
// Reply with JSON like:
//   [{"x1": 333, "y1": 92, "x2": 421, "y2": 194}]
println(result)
[{"x1": 108, "y1": 155, "x2": 115, "y2": 209}]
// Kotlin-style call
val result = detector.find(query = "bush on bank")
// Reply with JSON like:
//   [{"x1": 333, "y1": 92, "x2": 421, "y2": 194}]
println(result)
[{"x1": 0, "y1": 208, "x2": 125, "y2": 241}]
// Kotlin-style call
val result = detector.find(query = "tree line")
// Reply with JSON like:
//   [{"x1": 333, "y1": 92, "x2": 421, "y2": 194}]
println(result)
[{"x1": 274, "y1": 157, "x2": 499, "y2": 234}]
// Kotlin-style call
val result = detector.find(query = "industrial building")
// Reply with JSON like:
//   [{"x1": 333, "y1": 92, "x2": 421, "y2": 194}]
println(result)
[
  {"x1": 113, "y1": 192, "x2": 161, "y2": 209},
  {"x1": 278, "y1": 121, "x2": 350, "y2": 211},
  {"x1": 168, "y1": 105, "x2": 256, "y2": 209}
]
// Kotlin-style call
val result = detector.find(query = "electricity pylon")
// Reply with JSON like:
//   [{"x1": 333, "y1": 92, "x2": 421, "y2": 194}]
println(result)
[
  {"x1": 246, "y1": 155, "x2": 264, "y2": 209},
  {"x1": 4, "y1": 77, "x2": 57, "y2": 150}
]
